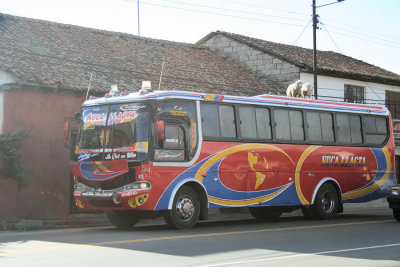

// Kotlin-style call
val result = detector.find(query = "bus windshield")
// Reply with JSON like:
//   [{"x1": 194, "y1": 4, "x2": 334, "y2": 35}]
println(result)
[{"x1": 77, "y1": 103, "x2": 150, "y2": 159}]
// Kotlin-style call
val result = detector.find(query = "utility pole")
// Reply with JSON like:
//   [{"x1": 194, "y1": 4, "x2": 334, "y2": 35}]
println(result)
[
  {"x1": 137, "y1": 0, "x2": 140, "y2": 36},
  {"x1": 312, "y1": 0, "x2": 318, "y2": 99},
  {"x1": 312, "y1": 0, "x2": 344, "y2": 100}
]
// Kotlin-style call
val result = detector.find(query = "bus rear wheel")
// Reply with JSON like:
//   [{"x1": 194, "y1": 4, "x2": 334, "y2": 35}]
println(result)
[
  {"x1": 249, "y1": 207, "x2": 282, "y2": 220},
  {"x1": 164, "y1": 186, "x2": 200, "y2": 229},
  {"x1": 313, "y1": 183, "x2": 339, "y2": 219},
  {"x1": 106, "y1": 211, "x2": 139, "y2": 230}
]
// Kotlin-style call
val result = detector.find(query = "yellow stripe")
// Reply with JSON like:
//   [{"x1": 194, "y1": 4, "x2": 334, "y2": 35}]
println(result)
[
  {"x1": 343, "y1": 146, "x2": 391, "y2": 200},
  {"x1": 2, "y1": 219, "x2": 394, "y2": 254},
  {"x1": 295, "y1": 145, "x2": 320, "y2": 205},
  {"x1": 208, "y1": 183, "x2": 291, "y2": 207},
  {"x1": 195, "y1": 144, "x2": 293, "y2": 183}
]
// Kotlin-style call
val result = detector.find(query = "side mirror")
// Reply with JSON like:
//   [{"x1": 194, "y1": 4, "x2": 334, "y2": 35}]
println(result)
[
  {"x1": 156, "y1": 120, "x2": 165, "y2": 144},
  {"x1": 64, "y1": 116, "x2": 79, "y2": 150}
]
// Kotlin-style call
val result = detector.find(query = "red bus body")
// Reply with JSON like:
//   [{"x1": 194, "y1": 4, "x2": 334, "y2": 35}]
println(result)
[{"x1": 69, "y1": 90, "x2": 396, "y2": 227}]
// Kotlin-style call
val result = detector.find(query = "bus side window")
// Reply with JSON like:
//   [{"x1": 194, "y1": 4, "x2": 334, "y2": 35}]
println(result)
[{"x1": 155, "y1": 124, "x2": 186, "y2": 162}]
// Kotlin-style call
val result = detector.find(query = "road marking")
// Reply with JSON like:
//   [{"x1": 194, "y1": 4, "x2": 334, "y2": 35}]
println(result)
[
  {"x1": 0, "y1": 226, "x2": 114, "y2": 238},
  {"x1": 1, "y1": 219, "x2": 395, "y2": 254},
  {"x1": 205, "y1": 243, "x2": 400, "y2": 266}
]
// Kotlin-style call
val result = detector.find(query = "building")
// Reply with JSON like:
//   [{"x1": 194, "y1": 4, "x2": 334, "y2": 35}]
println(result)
[
  {"x1": 0, "y1": 13, "x2": 281, "y2": 221},
  {"x1": 198, "y1": 31, "x2": 400, "y2": 105}
]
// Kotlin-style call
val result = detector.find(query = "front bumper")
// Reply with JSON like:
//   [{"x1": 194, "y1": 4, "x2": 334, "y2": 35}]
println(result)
[{"x1": 74, "y1": 182, "x2": 150, "y2": 211}]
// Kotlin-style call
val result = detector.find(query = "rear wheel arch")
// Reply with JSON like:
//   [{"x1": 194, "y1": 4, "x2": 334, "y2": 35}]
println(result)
[{"x1": 311, "y1": 178, "x2": 342, "y2": 206}]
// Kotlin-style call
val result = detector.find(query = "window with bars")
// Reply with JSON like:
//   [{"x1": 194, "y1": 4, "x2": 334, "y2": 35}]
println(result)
[{"x1": 344, "y1": 84, "x2": 365, "y2": 103}]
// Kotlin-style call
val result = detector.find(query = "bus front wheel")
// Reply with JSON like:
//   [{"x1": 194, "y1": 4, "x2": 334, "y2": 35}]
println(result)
[{"x1": 164, "y1": 186, "x2": 200, "y2": 229}]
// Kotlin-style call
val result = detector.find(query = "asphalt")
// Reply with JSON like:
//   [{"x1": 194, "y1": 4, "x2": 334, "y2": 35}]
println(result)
[{"x1": 0, "y1": 198, "x2": 392, "y2": 231}]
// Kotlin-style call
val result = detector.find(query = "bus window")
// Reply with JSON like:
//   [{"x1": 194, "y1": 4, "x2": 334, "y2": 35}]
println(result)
[
  {"x1": 155, "y1": 101, "x2": 197, "y2": 161},
  {"x1": 219, "y1": 105, "x2": 236, "y2": 138},
  {"x1": 274, "y1": 109, "x2": 304, "y2": 141},
  {"x1": 201, "y1": 103, "x2": 236, "y2": 139},
  {"x1": 336, "y1": 114, "x2": 351, "y2": 143},
  {"x1": 337, "y1": 114, "x2": 362, "y2": 144},
  {"x1": 290, "y1": 110, "x2": 304, "y2": 141},
  {"x1": 306, "y1": 112, "x2": 322, "y2": 142},
  {"x1": 274, "y1": 109, "x2": 291, "y2": 140},
  {"x1": 363, "y1": 116, "x2": 388, "y2": 145},
  {"x1": 350, "y1": 115, "x2": 362, "y2": 144},
  {"x1": 321, "y1": 113, "x2": 335, "y2": 142},
  {"x1": 306, "y1": 112, "x2": 335, "y2": 143},
  {"x1": 201, "y1": 104, "x2": 220, "y2": 137},
  {"x1": 239, "y1": 106, "x2": 257, "y2": 139},
  {"x1": 255, "y1": 108, "x2": 272, "y2": 139}
]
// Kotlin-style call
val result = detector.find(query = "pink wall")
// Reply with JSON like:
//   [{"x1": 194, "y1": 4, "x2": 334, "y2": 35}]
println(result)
[{"x1": 0, "y1": 88, "x2": 84, "y2": 220}]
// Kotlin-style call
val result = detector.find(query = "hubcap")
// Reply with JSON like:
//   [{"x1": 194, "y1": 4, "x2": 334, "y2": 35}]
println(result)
[
  {"x1": 176, "y1": 195, "x2": 194, "y2": 221},
  {"x1": 321, "y1": 190, "x2": 334, "y2": 213}
]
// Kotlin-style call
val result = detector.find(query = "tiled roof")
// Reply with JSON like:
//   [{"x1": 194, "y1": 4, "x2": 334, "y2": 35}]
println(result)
[
  {"x1": 0, "y1": 14, "x2": 282, "y2": 95},
  {"x1": 198, "y1": 31, "x2": 400, "y2": 86}
]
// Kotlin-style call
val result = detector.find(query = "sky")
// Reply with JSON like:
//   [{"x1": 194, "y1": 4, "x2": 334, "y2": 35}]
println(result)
[{"x1": 1, "y1": 0, "x2": 400, "y2": 74}]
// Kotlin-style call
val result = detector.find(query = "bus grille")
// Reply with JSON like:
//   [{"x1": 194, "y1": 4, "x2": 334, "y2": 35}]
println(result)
[{"x1": 78, "y1": 169, "x2": 135, "y2": 190}]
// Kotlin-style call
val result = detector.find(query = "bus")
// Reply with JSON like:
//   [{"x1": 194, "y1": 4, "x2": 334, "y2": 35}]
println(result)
[{"x1": 67, "y1": 83, "x2": 396, "y2": 229}]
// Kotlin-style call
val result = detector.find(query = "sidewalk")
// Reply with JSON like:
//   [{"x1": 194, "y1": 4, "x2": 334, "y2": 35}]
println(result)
[{"x1": 0, "y1": 198, "x2": 390, "y2": 231}]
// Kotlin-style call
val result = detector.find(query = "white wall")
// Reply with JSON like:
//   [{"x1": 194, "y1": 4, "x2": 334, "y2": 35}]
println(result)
[{"x1": 300, "y1": 73, "x2": 400, "y2": 104}]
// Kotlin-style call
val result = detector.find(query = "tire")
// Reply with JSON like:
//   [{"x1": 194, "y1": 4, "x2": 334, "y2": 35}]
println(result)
[
  {"x1": 393, "y1": 209, "x2": 400, "y2": 222},
  {"x1": 106, "y1": 211, "x2": 139, "y2": 230},
  {"x1": 313, "y1": 183, "x2": 339, "y2": 219},
  {"x1": 164, "y1": 186, "x2": 200, "y2": 229},
  {"x1": 249, "y1": 207, "x2": 282, "y2": 220}
]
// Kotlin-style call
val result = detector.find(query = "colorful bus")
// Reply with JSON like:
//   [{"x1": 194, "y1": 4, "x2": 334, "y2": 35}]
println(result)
[{"x1": 67, "y1": 84, "x2": 396, "y2": 229}]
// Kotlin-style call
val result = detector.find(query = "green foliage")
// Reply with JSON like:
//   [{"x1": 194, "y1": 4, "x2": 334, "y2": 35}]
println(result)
[{"x1": 0, "y1": 132, "x2": 28, "y2": 189}]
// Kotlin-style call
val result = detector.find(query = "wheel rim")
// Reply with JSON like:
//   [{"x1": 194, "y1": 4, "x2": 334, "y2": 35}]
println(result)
[
  {"x1": 321, "y1": 190, "x2": 334, "y2": 213},
  {"x1": 176, "y1": 195, "x2": 194, "y2": 221}
]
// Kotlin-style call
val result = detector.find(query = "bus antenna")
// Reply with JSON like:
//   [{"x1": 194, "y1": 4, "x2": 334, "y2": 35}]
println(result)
[
  {"x1": 85, "y1": 72, "x2": 94, "y2": 100},
  {"x1": 158, "y1": 60, "x2": 165, "y2": 91}
]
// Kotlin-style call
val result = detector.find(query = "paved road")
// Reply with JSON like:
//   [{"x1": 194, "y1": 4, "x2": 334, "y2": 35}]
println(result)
[{"x1": 1, "y1": 209, "x2": 399, "y2": 266}]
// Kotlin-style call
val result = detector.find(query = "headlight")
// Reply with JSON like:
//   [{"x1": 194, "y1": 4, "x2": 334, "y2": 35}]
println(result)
[
  {"x1": 390, "y1": 187, "x2": 400, "y2": 197},
  {"x1": 124, "y1": 182, "x2": 151, "y2": 191}
]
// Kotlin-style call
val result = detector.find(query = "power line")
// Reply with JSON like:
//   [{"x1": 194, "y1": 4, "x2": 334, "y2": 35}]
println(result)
[
  {"x1": 322, "y1": 22, "x2": 400, "y2": 47},
  {"x1": 126, "y1": 0, "x2": 308, "y2": 28},
  {"x1": 293, "y1": 20, "x2": 312, "y2": 45},
  {"x1": 140, "y1": 0, "x2": 308, "y2": 22},
  {"x1": 320, "y1": 21, "x2": 342, "y2": 54}
]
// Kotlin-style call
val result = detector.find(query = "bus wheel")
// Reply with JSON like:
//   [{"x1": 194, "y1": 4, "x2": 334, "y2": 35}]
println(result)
[
  {"x1": 106, "y1": 211, "x2": 139, "y2": 230},
  {"x1": 164, "y1": 186, "x2": 200, "y2": 229},
  {"x1": 314, "y1": 183, "x2": 339, "y2": 219},
  {"x1": 249, "y1": 207, "x2": 282, "y2": 220},
  {"x1": 393, "y1": 209, "x2": 400, "y2": 221}
]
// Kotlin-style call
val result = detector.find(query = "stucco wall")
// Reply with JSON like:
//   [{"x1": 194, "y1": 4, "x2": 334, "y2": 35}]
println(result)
[
  {"x1": 203, "y1": 35, "x2": 300, "y2": 85},
  {"x1": 0, "y1": 89, "x2": 84, "y2": 220}
]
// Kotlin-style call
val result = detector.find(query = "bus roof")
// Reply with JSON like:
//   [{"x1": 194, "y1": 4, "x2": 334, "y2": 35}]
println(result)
[{"x1": 83, "y1": 90, "x2": 389, "y2": 116}]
